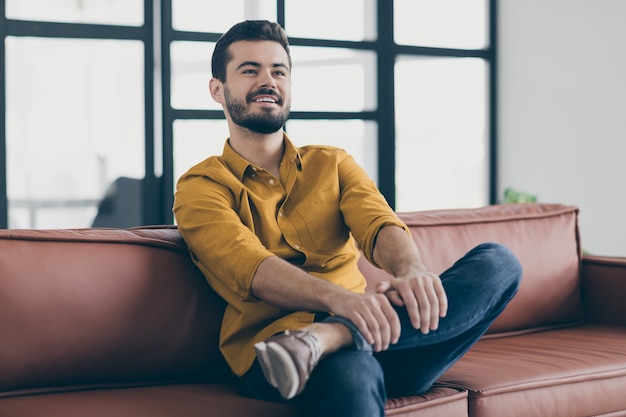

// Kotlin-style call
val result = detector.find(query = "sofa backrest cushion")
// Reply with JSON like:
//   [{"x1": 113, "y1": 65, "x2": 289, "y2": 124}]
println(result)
[
  {"x1": 0, "y1": 227, "x2": 228, "y2": 397},
  {"x1": 358, "y1": 203, "x2": 582, "y2": 335}
]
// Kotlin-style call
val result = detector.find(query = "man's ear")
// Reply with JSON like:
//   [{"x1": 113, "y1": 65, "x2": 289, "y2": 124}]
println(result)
[{"x1": 209, "y1": 78, "x2": 224, "y2": 104}]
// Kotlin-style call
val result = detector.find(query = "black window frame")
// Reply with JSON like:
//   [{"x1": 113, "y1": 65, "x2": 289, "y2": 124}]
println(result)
[
  {"x1": 0, "y1": 0, "x2": 160, "y2": 228},
  {"x1": 0, "y1": 0, "x2": 497, "y2": 228},
  {"x1": 161, "y1": 0, "x2": 498, "y2": 218}
]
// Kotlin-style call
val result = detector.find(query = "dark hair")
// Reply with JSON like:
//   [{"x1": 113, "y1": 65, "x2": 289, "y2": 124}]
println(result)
[{"x1": 211, "y1": 20, "x2": 291, "y2": 82}]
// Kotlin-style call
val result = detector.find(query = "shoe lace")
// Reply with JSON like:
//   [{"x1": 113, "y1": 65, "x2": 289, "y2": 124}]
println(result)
[{"x1": 290, "y1": 330, "x2": 322, "y2": 369}]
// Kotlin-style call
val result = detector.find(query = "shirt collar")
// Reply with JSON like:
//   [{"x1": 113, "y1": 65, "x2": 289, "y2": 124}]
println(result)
[
  {"x1": 282, "y1": 133, "x2": 303, "y2": 171},
  {"x1": 220, "y1": 133, "x2": 302, "y2": 181}
]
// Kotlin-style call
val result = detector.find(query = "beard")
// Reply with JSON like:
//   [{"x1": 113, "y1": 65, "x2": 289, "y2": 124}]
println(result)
[{"x1": 224, "y1": 87, "x2": 290, "y2": 134}]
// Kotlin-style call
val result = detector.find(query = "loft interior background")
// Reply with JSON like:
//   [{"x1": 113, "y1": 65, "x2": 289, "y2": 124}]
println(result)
[{"x1": 0, "y1": 0, "x2": 494, "y2": 229}]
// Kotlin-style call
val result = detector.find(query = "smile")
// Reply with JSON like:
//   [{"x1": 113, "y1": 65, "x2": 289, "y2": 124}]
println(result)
[
  {"x1": 248, "y1": 89, "x2": 282, "y2": 106},
  {"x1": 253, "y1": 96, "x2": 278, "y2": 104}
]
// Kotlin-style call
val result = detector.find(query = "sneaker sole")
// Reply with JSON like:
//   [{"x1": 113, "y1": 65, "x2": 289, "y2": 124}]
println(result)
[
  {"x1": 256, "y1": 341, "x2": 300, "y2": 399},
  {"x1": 254, "y1": 342, "x2": 277, "y2": 387}
]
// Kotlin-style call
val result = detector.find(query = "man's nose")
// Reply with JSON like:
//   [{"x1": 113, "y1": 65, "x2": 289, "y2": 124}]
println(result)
[{"x1": 258, "y1": 69, "x2": 277, "y2": 88}]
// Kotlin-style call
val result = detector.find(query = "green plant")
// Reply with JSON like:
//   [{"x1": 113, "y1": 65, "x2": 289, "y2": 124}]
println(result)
[{"x1": 503, "y1": 188, "x2": 537, "y2": 204}]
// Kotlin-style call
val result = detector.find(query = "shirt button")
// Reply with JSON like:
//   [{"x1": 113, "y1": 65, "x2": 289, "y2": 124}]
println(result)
[
  {"x1": 251, "y1": 166, "x2": 258, "y2": 172},
  {"x1": 268, "y1": 179, "x2": 276, "y2": 185},
  {"x1": 294, "y1": 245, "x2": 300, "y2": 250},
  {"x1": 278, "y1": 212, "x2": 283, "y2": 218}
]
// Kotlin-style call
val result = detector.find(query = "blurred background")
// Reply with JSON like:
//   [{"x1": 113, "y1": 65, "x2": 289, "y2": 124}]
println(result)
[{"x1": 1, "y1": 0, "x2": 625, "y2": 257}]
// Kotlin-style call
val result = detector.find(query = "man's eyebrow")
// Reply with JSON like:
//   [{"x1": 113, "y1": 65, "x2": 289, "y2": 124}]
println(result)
[
  {"x1": 235, "y1": 61, "x2": 289, "y2": 71},
  {"x1": 236, "y1": 61, "x2": 260, "y2": 70}
]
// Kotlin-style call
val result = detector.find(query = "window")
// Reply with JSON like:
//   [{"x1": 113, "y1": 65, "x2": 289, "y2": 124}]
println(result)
[
  {"x1": 6, "y1": 37, "x2": 145, "y2": 228},
  {"x1": 2, "y1": 0, "x2": 153, "y2": 229},
  {"x1": 395, "y1": 57, "x2": 488, "y2": 211},
  {"x1": 6, "y1": 0, "x2": 144, "y2": 26},
  {"x1": 394, "y1": 0, "x2": 487, "y2": 49},
  {"x1": 0, "y1": 1, "x2": 495, "y2": 228}
]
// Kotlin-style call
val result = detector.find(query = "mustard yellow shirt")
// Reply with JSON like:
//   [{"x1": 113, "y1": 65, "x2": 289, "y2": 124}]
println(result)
[{"x1": 173, "y1": 134, "x2": 409, "y2": 377}]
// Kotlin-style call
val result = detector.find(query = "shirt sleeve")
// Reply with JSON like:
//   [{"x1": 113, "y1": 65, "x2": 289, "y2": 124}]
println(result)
[
  {"x1": 173, "y1": 168, "x2": 275, "y2": 303},
  {"x1": 337, "y1": 153, "x2": 411, "y2": 268}
]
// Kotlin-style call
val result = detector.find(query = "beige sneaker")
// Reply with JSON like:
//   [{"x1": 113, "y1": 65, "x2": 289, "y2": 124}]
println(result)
[{"x1": 254, "y1": 329, "x2": 322, "y2": 399}]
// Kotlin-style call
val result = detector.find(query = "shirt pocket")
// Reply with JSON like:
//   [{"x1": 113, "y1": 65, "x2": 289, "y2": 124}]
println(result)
[{"x1": 293, "y1": 187, "x2": 350, "y2": 253}]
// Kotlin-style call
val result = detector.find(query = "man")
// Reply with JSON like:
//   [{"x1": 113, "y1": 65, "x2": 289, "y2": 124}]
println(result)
[{"x1": 174, "y1": 20, "x2": 522, "y2": 417}]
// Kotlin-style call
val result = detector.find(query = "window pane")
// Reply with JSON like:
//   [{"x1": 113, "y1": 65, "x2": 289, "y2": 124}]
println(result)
[
  {"x1": 6, "y1": 37, "x2": 145, "y2": 229},
  {"x1": 285, "y1": 120, "x2": 378, "y2": 183},
  {"x1": 173, "y1": 120, "x2": 229, "y2": 192},
  {"x1": 284, "y1": 0, "x2": 376, "y2": 41},
  {"x1": 394, "y1": 0, "x2": 488, "y2": 49},
  {"x1": 290, "y1": 46, "x2": 377, "y2": 112},
  {"x1": 6, "y1": 0, "x2": 143, "y2": 26},
  {"x1": 171, "y1": 41, "x2": 218, "y2": 110},
  {"x1": 172, "y1": 0, "x2": 276, "y2": 33},
  {"x1": 395, "y1": 57, "x2": 488, "y2": 212}
]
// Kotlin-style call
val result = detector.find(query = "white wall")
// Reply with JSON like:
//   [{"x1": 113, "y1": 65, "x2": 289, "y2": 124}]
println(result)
[{"x1": 498, "y1": 0, "x2": 626, "y2": 257}]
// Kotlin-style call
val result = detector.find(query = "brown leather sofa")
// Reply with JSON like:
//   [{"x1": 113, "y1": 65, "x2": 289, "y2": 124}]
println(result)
[{"x1": 1, "y1": 203, "x2": 625, "y2": 417}]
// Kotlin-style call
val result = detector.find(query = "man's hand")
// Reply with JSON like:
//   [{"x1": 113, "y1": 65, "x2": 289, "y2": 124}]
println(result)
[
  {"x1": 331, "y1": 292, "x2": 401, "y2": 352},
  {"x1": 375, "y1": 271, "x2": 448, "y2": 335},
  {"x1": 371, "y1": 225, "x2": 449, "y2": 336}
]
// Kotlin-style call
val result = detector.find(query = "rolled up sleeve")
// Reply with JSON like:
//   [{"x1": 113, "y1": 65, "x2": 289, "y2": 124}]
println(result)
[{"x1": 337, "y1": 154, "x2": 410, "y2": 268}]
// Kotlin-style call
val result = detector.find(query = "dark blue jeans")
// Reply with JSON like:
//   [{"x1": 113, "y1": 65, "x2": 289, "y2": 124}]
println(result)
[{"x1": 240, "y1": 243, "x2": 522, "y2": 417}]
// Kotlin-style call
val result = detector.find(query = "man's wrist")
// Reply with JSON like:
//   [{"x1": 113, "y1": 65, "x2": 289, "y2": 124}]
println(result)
[
  {"x1": 322, "y1": 286, "x2": 355, "y2": 315},
  {"x1": 394, "y1": 263, "x2": 429, "y2": 280}
]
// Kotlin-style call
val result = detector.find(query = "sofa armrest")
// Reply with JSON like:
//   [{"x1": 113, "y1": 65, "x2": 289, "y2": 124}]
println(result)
[{"x1": 581, "y1": 255, "x2": 626, "y2": 325}]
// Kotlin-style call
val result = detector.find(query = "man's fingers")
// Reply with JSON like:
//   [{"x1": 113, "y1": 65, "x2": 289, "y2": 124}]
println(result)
[
  {"x1": 345, "y1": 294, "x2": 400, "y2": 352},
  {"x1": 389, "y1": 278, "x2": 425, "y2": 331},
  {"x1": 435, "y1": 279, "x2": 448, "y2": 317},
  {"x1": 385, "y1": 289, "x2": 404, "y2": 307},
  {"x1": 358, "y1": 302, "x2": 384, "y2": 351},
  {"x1": 389, "y1": 272, "x2": 446, "y2": 334},
  {"x1": 366, "y1": 294, "x2": 400, "y2": 351},
  {"x1": 375, "y1": 281, "x2": 390, "y2": 293},
  {"x1": 379, "y1": 295, "x2": 401, "y2": 345},
  {"x1": 349, "y1": 312, "x2": 374, "y2": 346},
  {"x1": 425, "y1": 284, "x2": 440, "y2": 332}
]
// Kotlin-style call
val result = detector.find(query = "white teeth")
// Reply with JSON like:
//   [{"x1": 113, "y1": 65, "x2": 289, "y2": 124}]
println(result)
[{"x1": 255, "y1": 97, "x2": 276, "y2": 103}]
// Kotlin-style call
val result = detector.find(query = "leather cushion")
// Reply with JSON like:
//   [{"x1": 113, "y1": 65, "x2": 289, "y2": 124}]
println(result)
[
  {"x1": 0, "y1": 383, "x2": 467, "y2": 417},
  {"x1": 440, "y1": 325, "x2": 626, "y2": 417},
  {"x1": 0, "y1": 227, "x2": 228, "y2": 396}
]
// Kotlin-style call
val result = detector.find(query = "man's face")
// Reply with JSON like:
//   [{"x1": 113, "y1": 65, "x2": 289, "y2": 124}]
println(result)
[{"x1": 216, "y1": 40, "x2": 291, "y2": 134}]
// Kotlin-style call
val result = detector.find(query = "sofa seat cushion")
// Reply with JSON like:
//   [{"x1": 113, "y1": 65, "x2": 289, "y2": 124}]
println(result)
[
  {"x1": 385, "y1": 385, "x2": 468, "y2": 417},
  {"x1": 0, "y1": 383, "x2": 467, "y2": 417},
  {"x1": 440, "y1": 325, "x2": 626, "y2": 417},
  {"x1": 0, "y1": 384, "x2": 297, "y2": 417}
]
